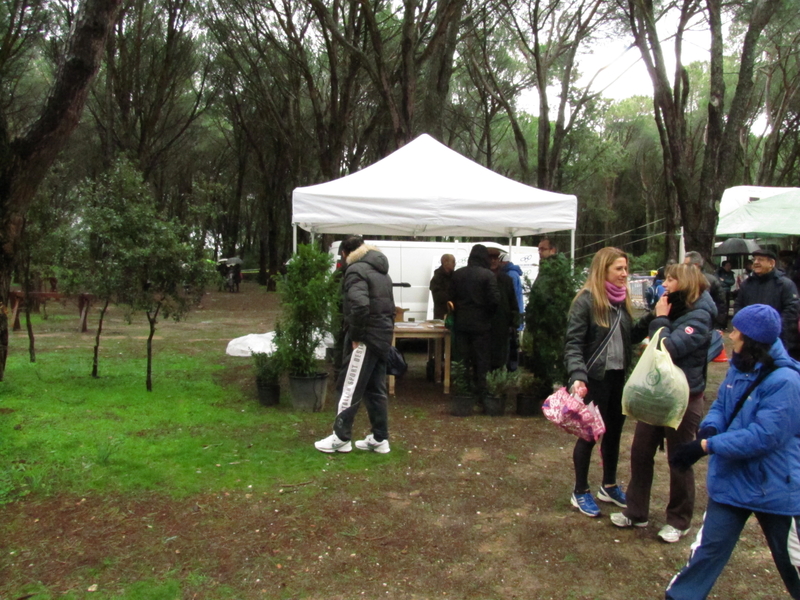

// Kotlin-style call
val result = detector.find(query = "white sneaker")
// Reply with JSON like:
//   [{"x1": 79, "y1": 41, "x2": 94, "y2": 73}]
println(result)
[
  {"x1": 314, "y1": 433, "x2": 352, "y2": 453},
  {"x1": 354, "y1": 434, "x2": 390, "y2": 454},
  {"x1": 610, "y1": 512, "x2": 648, "y2": 528},
  {"x1": 658, "y1": 524, "x2": 690, "y2": 543}
]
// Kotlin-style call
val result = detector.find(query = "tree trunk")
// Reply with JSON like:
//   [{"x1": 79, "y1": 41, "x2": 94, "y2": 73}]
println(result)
[
  {"x1": 92, "y1": 298, "x2": 110, "y2": 378},
  {"x1": 145, "y1": 304, "x2": 160, "y2": 392},
  {"x1": 25, "y1": 301, "x2": 35, "y2": 364},
  {"x1": 418, "y1": 0, "x2": 465, "y2": 140},
  {"x1": 696, "y1": 0, "x2": 781, "y2": 263},
  {"x1": 0, "y1": 0, "x2": 122, "y2": 381}
]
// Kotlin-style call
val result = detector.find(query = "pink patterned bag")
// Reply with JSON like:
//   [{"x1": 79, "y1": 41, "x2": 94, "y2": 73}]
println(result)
[{"x1": 541, "y1": 387, "x2": 606, "y2": 442}]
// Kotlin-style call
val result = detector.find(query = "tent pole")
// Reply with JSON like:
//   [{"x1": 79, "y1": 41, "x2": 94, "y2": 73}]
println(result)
[
  {"x1": 570, "y1": 229, "x2": 576, "y2": 272},
  {"x1": 292, "y1": 224, "x2": 297, "y2": 254}
]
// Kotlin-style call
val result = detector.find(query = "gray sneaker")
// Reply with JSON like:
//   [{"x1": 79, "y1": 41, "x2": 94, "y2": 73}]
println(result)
[
  {"x1": 610, "y1": 512, "x2": 648, "y2": 528},
  {"x1": 658, "y1": 524, "x2": 690, "y2": 543},
  {"x1": 354, "y1": 434, "x2": 390, "y2": 454}
]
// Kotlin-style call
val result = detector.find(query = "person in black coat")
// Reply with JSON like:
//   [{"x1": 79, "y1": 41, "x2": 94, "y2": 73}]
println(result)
[
  {"x1": 451, "y1": 244, "x2": 500, "y2": 400},
  {"x1": 734, "y1": 248, "x2": 800, "y2": 359},
  {"x1": 429, "y1": 253, "x2": 455, "y2": 320},
  {"x1": 611, "y1": 263, "x2": 716, "y2": 543},
  {"x1": 315, "y1": 236, "x2": 396, "y2": 455}
]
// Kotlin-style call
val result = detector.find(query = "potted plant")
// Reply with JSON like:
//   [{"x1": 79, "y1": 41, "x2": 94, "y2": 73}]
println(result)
[
  {"x1": 516, "y1": 371, "x2": 548, "y2": 417},
  {"x1": 272, "y1": 244, "x2": 339, "y2": 411},
  {"x1": 252, "y1": 351, "x2": 280, "y2": 406},
  {"x1": 485, "y1": 368, "x2": 520, "y2": 416},
  {"x1": 450, "y1": 360, "x2": 474, "y2": 417}
]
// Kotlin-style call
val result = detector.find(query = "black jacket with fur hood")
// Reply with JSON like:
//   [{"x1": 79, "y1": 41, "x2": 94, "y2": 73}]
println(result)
[{"x1": 343, "y1": 244, "x2": 395, "y2": 359}]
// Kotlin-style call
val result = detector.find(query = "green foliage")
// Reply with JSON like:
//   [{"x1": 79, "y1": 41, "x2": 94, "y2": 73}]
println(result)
[
  {"x1": 57, "y1": 159, "x2": 158, "y2": 300},
  {"x1": 450, "y1": 360, "x2": 470, "y2": 396},
  {"x1": 54, "y1": 159, "x2": 216, "y2": 387},
  {"x1": 628, "y1": 251, "x2": 662, "y2": 274},
  {"x1": 524, "y1": 254, "x2": 581, "y2": 385},
  {"x1": 272, "y1": 244, "x2": 338, "y2": 376},
  {"x1": 486, "y1": 367, "x2": 520, "y2": 397},
  {"x1": 251, "y1": 351, "x2": 279, "y2": 382},
  {"x1": 516, "y1": 371, "x2": 540, "y2": 395}
]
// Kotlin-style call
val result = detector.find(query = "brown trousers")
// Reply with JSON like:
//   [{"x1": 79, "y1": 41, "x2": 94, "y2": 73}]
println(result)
[{"x1": 623, "y1": 391, "x2": 705, "y2": 530}]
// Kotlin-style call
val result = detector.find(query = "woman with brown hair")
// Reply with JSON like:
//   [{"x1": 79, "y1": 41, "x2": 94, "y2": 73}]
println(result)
[
  {"x1": 611, "y1": 263, "x2": 715, "y2": 542},
  {"x1": 564, "y1": 247, "x2": 643, "y2": 517}
]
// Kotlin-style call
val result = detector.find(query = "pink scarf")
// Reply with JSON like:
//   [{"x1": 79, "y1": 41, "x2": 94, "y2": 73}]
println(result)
[{"x1": 605, "y1": 281, "x2": 627, "y2": 305}]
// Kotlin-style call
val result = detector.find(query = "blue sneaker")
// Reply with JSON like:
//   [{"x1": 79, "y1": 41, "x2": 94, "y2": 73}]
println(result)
[
  {"x1": 597, "y1": 485, "x2": 627, "y2": 508},
  {"x1": 571, "y1": 492, "x2": 601, "y2": 517}
]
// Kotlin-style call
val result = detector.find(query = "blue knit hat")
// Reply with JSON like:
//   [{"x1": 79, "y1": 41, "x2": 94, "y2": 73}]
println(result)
[{"x1": 732, "y1": 304, "x2": 781, "y2": 345}]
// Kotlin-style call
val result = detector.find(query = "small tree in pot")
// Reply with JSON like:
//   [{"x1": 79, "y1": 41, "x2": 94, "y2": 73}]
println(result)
[
  {"x1": 252, "y1": 351, "x2": 280, "y2": 406},
  {"x1": 516, "y1": 371, "x2": 549, "y2": 416},
  {"x1": 485, "y1": 367, "x2": 520, "y2": 416},
  {"x1": 273, "y1": 244, "x2": 339, "y2": 411},
  {"x1": 450, "y1": 360, "x2": 475, "y2": 417}
]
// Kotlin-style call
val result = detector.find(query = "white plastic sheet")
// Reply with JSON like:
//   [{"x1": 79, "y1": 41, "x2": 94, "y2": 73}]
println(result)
[{"x1": 225, "y1": 331, "x2": 332, "y2": 359}]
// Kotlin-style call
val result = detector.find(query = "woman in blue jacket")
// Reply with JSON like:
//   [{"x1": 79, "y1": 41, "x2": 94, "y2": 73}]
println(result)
[
  {"x1": 665, "y1": 304, "x2": 800, "y2": 600},
  {"x1": 611, "y1": 263, "x2": 716, "y2": 543}
]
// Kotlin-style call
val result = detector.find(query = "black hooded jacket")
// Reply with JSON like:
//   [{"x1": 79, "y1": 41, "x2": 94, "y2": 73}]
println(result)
[
  {"x1": 342, "y1": 244, "x2": 395, "y2": 359},
  {"x1": 450, "y1": 245, "x2": 500, "y2": 333}
]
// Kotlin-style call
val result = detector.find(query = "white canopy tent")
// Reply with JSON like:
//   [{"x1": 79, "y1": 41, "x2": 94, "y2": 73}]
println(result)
[
  {"x1": 718, "y1": 185, "x2": 799, "y2": 218},
  {"x1": 292, "y1": 134, "x2": 578, "y2": 256},
  {"x1": 716, "y1": 189, "x2": 800, "y2": 237}
]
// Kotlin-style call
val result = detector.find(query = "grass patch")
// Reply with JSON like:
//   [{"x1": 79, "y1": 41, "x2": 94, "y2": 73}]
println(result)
[{"x1": 0, "y1": 349, "x2": 402, "y2": 503}]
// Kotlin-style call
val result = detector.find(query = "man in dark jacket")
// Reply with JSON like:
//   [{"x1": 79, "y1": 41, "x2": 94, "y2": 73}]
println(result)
[
  {"x1": 451, "y1": 244, "x2": 500, "y2": 400},
  {"x1": 429, "y1": 253, "x2": 455, "y2": 320},
  {"x1": 315, "y1": 236, "x2": 395, "y2": 454},
  {"x1": 734, "y1": 248, "x2": 800, "y2": 359}
]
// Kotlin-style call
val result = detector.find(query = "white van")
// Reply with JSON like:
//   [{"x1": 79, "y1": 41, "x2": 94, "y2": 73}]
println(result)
[{"x1": 329, "y1": 240, "x2": 540, "y2": 322}]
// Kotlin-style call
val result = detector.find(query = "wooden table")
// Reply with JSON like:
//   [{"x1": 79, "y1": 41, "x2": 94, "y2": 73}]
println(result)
[{"x1": 389, "y1": 322, "x2": 451, "y2": 395}]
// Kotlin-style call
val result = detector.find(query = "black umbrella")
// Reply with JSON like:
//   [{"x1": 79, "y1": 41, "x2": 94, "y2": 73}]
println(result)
[{"x1": 713, "y1": 238, "x2": 760, "y2": 255}]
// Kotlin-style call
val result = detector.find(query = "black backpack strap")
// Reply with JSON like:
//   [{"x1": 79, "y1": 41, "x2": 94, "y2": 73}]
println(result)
[{"x1": 728, "y1": 366, "x2": 777, "y2": 427}]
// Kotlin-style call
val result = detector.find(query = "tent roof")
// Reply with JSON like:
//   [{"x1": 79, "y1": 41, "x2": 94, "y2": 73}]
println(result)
[
  {"x1": 292, "y1": 134, "x2": 577, "y2": 237},
  {"x1": 718, "y1": 185, "x2": 798, "y2": 218},
  {"x1": 716, "y1": 189, "x2": 800, "y2": 237}
]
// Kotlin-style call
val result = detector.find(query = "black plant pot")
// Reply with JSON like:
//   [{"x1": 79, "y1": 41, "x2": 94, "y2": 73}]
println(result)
[
  {"x1": 516, "y1": 393, "x2": 541, "y2": 417},
  {"x1": 451, "y1": 394, "x2": 474, "y2": 417},
  {"x1": 484, "y1": 394, "x2": 506, "y2": 416},
  {"x1": 256, "y1": 377, "x2": 280, "y2": 407},
  {"x1": 288, "y1": 372, "x2": 329, "y2": 412}
]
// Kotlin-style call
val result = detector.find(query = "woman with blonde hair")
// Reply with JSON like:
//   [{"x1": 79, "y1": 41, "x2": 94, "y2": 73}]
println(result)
[
  {"x1": 564, "y1": 247, "x2": 644, "y2": 517},
  {"x1": 611, "y1": 263, "x2": 715, "y2": 543}
]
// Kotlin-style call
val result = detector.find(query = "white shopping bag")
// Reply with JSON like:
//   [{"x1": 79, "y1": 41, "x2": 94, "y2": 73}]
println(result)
[{"x1": 622, "y1": 327, "x2": 689, "y2": 428}]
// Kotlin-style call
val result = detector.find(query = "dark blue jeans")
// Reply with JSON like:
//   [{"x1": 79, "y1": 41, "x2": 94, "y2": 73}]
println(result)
[
  {"x1": 333, "y1": 344, "x2": 389, "y2": 443},
  {"x1": 666, "y1": 498, "x2": 800, "y2": 600}
]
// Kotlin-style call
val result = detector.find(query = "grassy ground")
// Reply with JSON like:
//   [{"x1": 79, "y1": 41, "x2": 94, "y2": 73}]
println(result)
[{"x1": 0, "y1": 284, "x2": 791, "y2": 599}]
